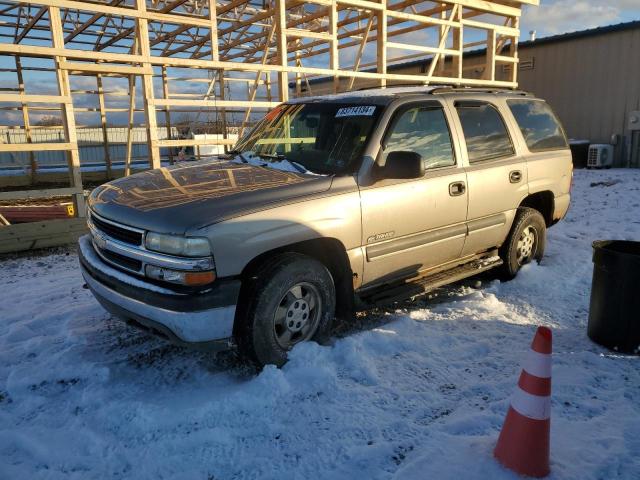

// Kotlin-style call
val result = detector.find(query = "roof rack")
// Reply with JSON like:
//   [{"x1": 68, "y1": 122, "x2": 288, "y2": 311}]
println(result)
[
  {"x1": 351, "y1": 84, "x2": 532, "y2": 97},
  {"x1": 430, "y1": 86, "x2": 531, "y2": 96}
]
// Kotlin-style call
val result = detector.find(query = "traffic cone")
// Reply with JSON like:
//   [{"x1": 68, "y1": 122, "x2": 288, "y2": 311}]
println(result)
[{"x1": 494, "y1": 326, "x2": 552, "y2": 477}]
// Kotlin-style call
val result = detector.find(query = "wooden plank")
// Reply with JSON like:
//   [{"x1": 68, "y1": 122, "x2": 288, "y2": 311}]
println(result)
[
  {"x1": 124, "y1": 73, "x2": 136, "y2": 177},
  {"x1": 17, "y1": 0, "x2": 213, "y2": 29},
  {"x1": 0, "y1": 142, "x2": 73, "y2": 152},
  {"x1": 14, "y1": 55, "x2": 36, "y2": 186},
  {"x1": 0, "y1": 93, "x2": 71, "y2": 103},
  {"x1": 14, "y1": 6, "x2": 46, "y2": 44},
  {"x1": 0, "y1": 187, "x2": 82, "y2": 201},
  {"x1": 0, "y1": 218, "x2": 88, "y2": 254},
  {"x1": 157, "y1": 138, "x2": 236, "y2": 147},
  {"x1": 59, "y1": 61, "x2": 151, "y2": 76},
  {"x1": 329, "y1": 0, "x2": 339, "y2": 93},
  {"x1": 153, "y1": 98, "x2": 279, "y2": 108},
  {"x1": 96, "y1": 73, "x2": 112, "y2": 178},
  {"x1": 49, "y1": 5, "x2": 83, "y2": 201},
  {"x1": 275, "y1": 0, "x2": 289, "y2": 103},
  {"x1": 285, "y1": 29, "x2": 332, "y2": 41},
  {"x1": 136, "y1": 1, "x2": 161, "y2": 170},
  {"x1": 377, "y1": 4, "x2": 387, "y2": 88},
  {"x1": 386, "y1": 42, "x2": 460, "y2": 56},
  {"x1": 486, "y1": 29, "x2": 496, "y2": 81}
]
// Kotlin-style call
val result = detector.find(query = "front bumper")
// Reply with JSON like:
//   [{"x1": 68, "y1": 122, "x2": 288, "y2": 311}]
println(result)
[{"x1": 78, "y1": 235, "x2": 240, "y2": 349}]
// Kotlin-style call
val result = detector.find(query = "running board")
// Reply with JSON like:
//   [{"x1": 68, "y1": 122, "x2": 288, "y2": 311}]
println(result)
[{"x1": 359, "y1": 255, "x2": 503, "y2": 307}]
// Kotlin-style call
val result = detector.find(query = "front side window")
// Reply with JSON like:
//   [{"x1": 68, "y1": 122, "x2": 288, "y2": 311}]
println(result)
[
  {"x1": 384, "y1": 106, "x2": 455, "y2": 170},
  {"x1": 233, "y1": 103, "x2": 381, "y2": 174},
  {"x1": 456, "y1": 102, "x2": 514, "y2": 163},
  {"x1": 507, "y1": 99, "x2": 568, "y2": 151}
]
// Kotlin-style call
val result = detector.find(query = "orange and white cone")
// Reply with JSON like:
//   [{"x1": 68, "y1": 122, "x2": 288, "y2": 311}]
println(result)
[{"x1": 494, "y1": 326, "x2": 552, "y2": 478}]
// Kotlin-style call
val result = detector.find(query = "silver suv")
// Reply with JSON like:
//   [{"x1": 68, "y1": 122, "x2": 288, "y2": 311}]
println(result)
[{"x1": 79, "y1": 86, "x2": 572, "y2": 366}]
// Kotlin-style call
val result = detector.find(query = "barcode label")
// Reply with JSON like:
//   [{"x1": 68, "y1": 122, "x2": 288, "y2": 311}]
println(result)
[{"x1": 335, "y1": 106, "x2": 376, "y2": 117}]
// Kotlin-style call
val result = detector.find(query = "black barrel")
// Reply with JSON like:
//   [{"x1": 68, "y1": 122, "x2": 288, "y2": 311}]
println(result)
[{"x1": 587, "y1": 240, "x2": 640, "y2": 353}]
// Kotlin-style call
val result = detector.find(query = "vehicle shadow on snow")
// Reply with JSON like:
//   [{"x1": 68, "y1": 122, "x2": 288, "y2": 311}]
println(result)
[{"x1": 93, "y1": 275, "x2": 493, "y2": 381}]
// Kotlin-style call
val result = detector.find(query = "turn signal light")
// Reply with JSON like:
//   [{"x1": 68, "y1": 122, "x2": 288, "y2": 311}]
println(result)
[
  {"x1": 183, "y1": 270, "x2": 216, "y2": 286},
  {"x1": 145, "y1": 265, "x2": 216, "y2": 286}
]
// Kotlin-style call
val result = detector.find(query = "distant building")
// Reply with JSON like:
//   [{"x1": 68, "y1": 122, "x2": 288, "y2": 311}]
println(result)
[{"x1": 300, "y1": 21, "x2": 640, "y2": 167}]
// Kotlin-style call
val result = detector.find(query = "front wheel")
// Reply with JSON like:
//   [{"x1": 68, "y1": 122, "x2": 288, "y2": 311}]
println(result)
[
  {"x1": 499, "y1": 207, "x2": 546, "y2": 280},
  {"x1": 237, "y1": 253, "x2": 336, "y2": 367}
]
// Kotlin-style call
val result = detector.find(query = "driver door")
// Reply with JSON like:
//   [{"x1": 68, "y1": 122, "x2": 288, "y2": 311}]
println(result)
[{"x1": 359, "y1": 102, "x2": 468, "y2": 287}]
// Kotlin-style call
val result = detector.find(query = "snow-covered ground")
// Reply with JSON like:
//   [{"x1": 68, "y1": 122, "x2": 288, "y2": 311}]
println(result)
[{"x1": 1, "y1": 169, "x2": 639, "y2": 479}]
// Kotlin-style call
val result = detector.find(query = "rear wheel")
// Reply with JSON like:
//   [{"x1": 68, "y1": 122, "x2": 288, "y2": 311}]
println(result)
[
  {"x1": 499, "y1": 207, "x2": 546, "y2": 280},
  {"x1": 237, "y1": 253, "x2": 335, "y2": 367}
]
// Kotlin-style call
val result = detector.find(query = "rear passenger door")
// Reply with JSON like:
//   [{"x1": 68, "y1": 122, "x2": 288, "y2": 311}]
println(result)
[{"x1": 452, "y1": 100, "x2": 528, "y2": 256}]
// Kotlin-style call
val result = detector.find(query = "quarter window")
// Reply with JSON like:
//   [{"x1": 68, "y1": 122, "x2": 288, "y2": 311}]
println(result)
[
  {"x1": 507, "y1": 99, "x2": 568, "y2": 151},
  {"x1": 384, "y1": 106, "x2": 455, "y2": 170},
  {"x1": 456, "y1": 102, "x2": 514, "y2": 163}
]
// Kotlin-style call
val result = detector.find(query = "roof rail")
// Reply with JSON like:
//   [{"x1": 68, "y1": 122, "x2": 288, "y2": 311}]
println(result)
[{"x1": 431, "y1": 86, "x2": 531, "y2": 96}]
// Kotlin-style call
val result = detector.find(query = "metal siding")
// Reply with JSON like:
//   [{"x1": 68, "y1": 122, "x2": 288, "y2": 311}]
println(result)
[{"x1": 518, "y1": 28, "x2": 640, "y2": 152}]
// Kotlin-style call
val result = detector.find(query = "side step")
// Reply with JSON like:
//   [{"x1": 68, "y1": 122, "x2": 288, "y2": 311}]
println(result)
[{"x1": 359, "y1": 255, "x2": 503, "y2": 307}]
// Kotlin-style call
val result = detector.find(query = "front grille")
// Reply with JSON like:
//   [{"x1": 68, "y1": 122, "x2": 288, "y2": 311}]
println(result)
[
  {"x1": 91, "y1": 213, "x2": 143, "y2": 246},
  {"x1": 98, "y1": 247, "x2": 143, "y2": 272}
]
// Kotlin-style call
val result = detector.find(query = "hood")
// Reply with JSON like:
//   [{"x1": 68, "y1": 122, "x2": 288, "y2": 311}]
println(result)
[{"x1": 88, "y1": 160, "x2": 333, "y2": 234}]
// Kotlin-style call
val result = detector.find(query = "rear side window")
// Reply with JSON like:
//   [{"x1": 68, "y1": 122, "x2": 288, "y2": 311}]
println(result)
[
  {"x1": 456, "y1": 102, "x2": 514, "y2": 163},
  {"x1": 507, "y1": 99, "x2": 568, "y2": 151},
  {"x1": 384, "y1": 106, "x2": 455, "y2": 170}
]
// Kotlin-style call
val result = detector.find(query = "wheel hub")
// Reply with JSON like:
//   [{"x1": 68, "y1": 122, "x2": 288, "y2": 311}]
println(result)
[
  {"x1": 284, "y1": 299, "x2": 310, "y2": 333},
  {"x1": 273, "y1": 282, "x2": 322, "y2": 349},
  {"x1": 517, "y1": 226, "x2": 536, "y2": 265}
]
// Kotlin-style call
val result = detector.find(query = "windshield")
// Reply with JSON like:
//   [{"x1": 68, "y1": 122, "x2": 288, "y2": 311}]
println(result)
[{"x1": 232, "y1": 103, "x2": 381, "y2": 174}]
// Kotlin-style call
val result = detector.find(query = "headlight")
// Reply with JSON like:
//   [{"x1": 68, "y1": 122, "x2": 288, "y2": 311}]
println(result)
[{"x1": 145, "y1": 232, "x2": 211, "y2": 257}]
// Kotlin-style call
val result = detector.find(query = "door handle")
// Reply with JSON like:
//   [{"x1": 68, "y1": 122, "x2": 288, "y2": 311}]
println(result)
[
  {"x1": 509, "y1": 170, "x2": 522, "y2": 183},
  {"x1": 449, "y1": 181, "x2": 466, "y2": 196}
]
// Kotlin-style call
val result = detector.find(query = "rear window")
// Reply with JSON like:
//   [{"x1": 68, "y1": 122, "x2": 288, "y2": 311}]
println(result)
[
  {"x1": 507, "y1": 99, "x2": 568, "y2": 151},
  {"x1": 455, "y1": 102, "x2": 514, "y2": 163}
]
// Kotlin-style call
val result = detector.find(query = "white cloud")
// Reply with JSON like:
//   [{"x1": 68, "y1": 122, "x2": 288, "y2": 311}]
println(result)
[{"x1": 521, "y1": 0, "x2": 633, "y2": 37}]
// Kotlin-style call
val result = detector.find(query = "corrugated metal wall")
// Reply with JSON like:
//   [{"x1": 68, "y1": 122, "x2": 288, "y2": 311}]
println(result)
[{"x1": 517, "y1": 27, "x2": 640, "y2": 165}]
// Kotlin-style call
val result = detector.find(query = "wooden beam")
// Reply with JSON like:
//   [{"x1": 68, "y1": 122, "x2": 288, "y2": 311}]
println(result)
[
  {"x1": 0, "y1": 187, "x2": 83, "y2": 202},
  {"x1": 124, "y1": 75, "x2": 136, "y2": 176},
  {"x1": 14, "y1": 56, "x2": 36, "y2": 185},
  {"x1": 14, "y1": 6, "x2": 46, "y2": 44},
  {"x1": 136, "y1": 0, "x2": 161, "y2": 170},
  {"x1": 49, "y1": 5, "x2": 85, "y2": 217},
  {"x1": 96, "y1": 73, "x2": 112, "y2": 178},
  {"x1": 64, "y1": 0, "x2": 124, "y2": 43},
  {"x1": 377, "y1": 4, "x2": 387, "y2": 88},
  {"x1": 275, "y1": 0, "x2": 289, "y2": 102},
  {"x1": 329, "y1": 0, "x2": 339, "y2": 93}
]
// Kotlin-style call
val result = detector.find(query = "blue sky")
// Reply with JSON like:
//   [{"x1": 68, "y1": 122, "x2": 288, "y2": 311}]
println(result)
[{"x1": 520, "y1": 0, "x2": 640, "y2": 39}]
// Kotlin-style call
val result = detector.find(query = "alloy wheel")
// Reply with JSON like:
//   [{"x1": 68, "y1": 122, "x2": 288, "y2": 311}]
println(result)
[{"x1": 273, "y1": 282, "x2": 322, "y2": 349}]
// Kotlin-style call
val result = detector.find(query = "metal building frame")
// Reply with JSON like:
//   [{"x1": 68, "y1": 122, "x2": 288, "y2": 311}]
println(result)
[{"x1": 0, "y1": 0, "x2": 536, "y2": 216}]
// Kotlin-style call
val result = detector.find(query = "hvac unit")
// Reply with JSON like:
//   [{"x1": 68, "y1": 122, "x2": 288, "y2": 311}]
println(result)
[{"x1": 587, "y1": 144, "x2": 614, "y2": 168}]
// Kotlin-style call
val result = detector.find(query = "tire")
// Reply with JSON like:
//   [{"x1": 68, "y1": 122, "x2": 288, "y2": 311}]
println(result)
[
  {"x1": 236, "y1": 253, "x2": 336, "y2": 367},
  {"x1": 499, "y1": 207, "x2": 546, "y2": 280}
]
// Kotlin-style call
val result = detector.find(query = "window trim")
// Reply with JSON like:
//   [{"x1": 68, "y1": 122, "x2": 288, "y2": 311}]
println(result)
[
  {"x1": 506, "y1": 98, "x2": 569, "y2": 153},
  {"x1": 454, "y1": 100, "x2": 516, "y2": 164},
  {"x1": 380, "y1": 101, "x2": 458, "y2": 172}
]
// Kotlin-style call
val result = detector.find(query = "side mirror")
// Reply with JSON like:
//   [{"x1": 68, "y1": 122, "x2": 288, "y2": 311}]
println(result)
[{"x1": 382, "y1": 151, "x2": 425, "y2": 179}]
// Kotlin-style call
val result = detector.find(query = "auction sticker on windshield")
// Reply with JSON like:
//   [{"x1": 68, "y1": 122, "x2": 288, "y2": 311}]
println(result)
[{"x1": 335, "y1": 106, "x2": 376, "y2": 117}]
